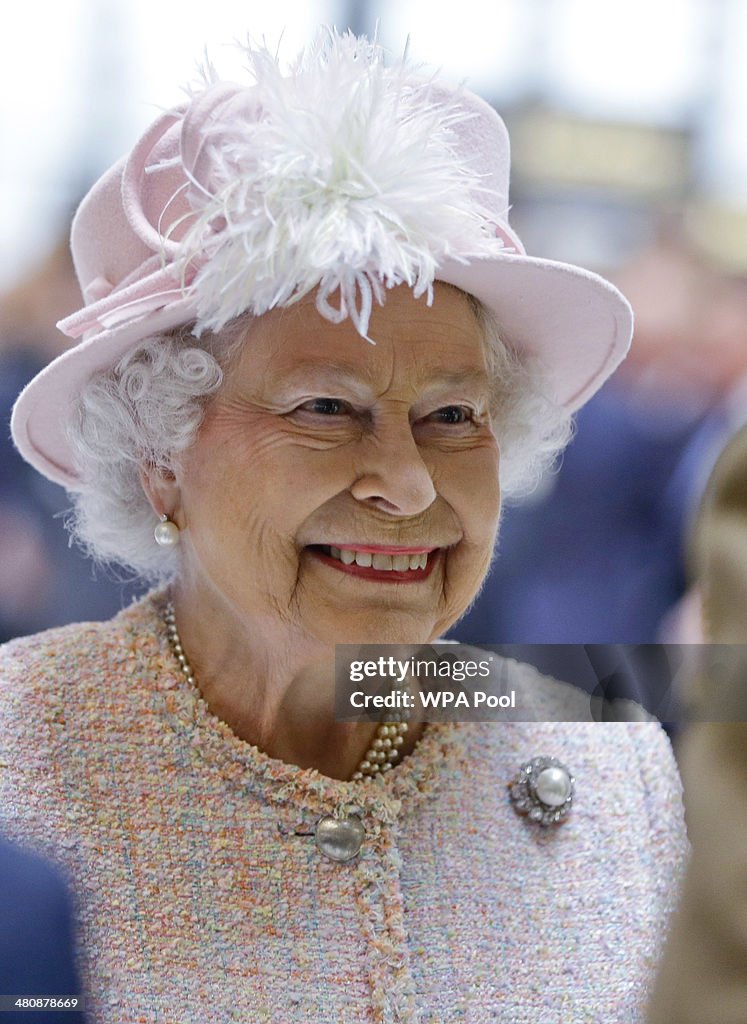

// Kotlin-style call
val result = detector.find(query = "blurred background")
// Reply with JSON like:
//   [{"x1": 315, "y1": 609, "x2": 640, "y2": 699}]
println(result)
[{"x1": 1, "y1": 0, "x2": 746, "y2": 644}]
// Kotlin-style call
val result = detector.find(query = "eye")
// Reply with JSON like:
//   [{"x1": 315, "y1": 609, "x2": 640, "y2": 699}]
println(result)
[
  {"x1": 296, "y1": 398, "x2": 350, "y2": 416},
  {"x1": 427, "y1": 405, "x2": 474, "y2": 425}
]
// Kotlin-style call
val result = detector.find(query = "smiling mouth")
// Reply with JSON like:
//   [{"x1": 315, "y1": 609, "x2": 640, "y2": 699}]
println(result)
[{"x1": 307, "y1": 544, "x2": 439, "y2": 581}]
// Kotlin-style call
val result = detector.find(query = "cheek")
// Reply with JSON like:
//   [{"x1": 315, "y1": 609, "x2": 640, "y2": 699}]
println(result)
[
  {"x1": 429, "y1": 448, "x2": 500, "y2": 636},
  {"x1": 441, "y1": 448, "x2": 500, "y2": 603},
  {"x1": 440, "y1": 444, "x2": 501, "y2": 542},
  {"x1": 178, "y1": 418, "x2": 356, "y2": 551}
]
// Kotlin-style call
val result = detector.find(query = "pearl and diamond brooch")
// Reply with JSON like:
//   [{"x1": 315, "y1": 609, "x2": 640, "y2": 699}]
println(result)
[{"x1": 509, "y1": 756, "x2": 575, "y2": 827}]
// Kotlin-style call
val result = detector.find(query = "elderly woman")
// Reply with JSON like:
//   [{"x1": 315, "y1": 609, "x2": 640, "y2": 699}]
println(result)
[{"x1": 1, "y1": 30, "x2": 686, "y2": 1024}]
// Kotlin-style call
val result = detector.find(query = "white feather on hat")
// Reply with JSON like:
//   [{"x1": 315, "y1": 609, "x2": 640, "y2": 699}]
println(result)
[{"x1": 170, "y1": 29, "x2": 504, "y2": 340}]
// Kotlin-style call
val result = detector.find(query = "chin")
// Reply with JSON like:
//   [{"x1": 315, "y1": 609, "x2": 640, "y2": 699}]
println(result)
[{"x1": 315, "y1": 609, "x2": 438, "y2": 647}]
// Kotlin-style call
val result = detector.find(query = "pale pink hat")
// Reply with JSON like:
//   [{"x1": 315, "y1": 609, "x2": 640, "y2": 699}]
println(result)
[{"x1": 11, "y1": 29, "x2": 633, "y2": 489}]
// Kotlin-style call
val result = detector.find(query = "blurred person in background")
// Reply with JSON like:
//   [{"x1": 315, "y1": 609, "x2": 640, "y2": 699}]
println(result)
[
  {"x1": 0, "y1": 835, "x2": 87, "y2": 1023},
  {"x1": 0, "y1": 30, "x2": 686, "y2": 1022},
  {"x1": 0, "y1": 236, "x2": 145, "y2": 641},
  {"x1": 452, "y1": 235, "x2": 747, "y2": 647},
  {"x1": 648, "y1": 419, "x2": 747, "y2": 1024},
  {"x1": 656, "y1": 269, "x2": 747, "y2": 643}
]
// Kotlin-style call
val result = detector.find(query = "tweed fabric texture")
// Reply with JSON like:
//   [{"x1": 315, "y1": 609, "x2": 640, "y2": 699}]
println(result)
[{"x1": 0, "y1": 591, "x2": 688, "y2": 1023}]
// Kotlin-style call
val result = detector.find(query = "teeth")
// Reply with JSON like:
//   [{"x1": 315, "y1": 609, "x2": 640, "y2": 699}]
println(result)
[{"x1": 325, "y1": 547, "x2": 431, "y2": 571}]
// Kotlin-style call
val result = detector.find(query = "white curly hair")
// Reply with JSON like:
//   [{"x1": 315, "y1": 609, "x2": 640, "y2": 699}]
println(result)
[{"x1": 65, "y1": 291, "x2": 573, "y2": 583}]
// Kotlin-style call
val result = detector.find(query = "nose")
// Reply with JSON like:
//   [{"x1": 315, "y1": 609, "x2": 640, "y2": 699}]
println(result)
[{"x1": 349, "y1": 414, "x2": 437, "y2": 516}]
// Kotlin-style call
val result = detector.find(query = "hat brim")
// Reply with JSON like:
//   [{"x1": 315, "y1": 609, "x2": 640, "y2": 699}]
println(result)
[
  {"x1": 438, "y1": 251, "x2": 632, "y2": 412},
  {"x1": 11, "y1": 253, "x2": 632, "y2": 489},
  {"x1": 11, "y1": 298, "x2": 199, "y2": 489}
]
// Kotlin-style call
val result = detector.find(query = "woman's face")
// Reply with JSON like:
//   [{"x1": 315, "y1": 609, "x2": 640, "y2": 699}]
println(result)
[{"x1": 171, "y1": 283, "x2": 501, "y2": 645}]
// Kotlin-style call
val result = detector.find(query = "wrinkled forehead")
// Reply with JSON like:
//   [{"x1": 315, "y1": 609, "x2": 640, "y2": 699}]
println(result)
[{"x1": 222, "y1": 282, "x2": 490, "y2": 393}]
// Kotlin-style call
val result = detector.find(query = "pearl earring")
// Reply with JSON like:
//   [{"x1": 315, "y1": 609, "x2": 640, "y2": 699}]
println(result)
[{"x1": 154, "y1": 513, "x2": 180, "y2": 546}]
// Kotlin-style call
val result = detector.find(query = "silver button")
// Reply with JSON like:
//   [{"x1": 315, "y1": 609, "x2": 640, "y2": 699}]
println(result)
[{"x1": 315, "y1": 813, "x2": 365, "y2": 861}]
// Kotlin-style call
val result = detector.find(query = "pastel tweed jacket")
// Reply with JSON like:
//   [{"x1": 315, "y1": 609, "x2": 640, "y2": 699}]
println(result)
[{"x1": 0, "y1": 591, "x2": 688, "y2": 1023}]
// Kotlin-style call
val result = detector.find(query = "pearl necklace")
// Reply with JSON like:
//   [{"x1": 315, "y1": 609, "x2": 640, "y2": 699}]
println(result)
[{"x1": 162, "y1": 601, "x2": 411, "y2": 782}]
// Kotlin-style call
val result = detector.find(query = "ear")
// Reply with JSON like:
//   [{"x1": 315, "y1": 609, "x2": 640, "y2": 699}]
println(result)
[{"x1": 138, "y1": 464, "x2": 184, "y2": 529}]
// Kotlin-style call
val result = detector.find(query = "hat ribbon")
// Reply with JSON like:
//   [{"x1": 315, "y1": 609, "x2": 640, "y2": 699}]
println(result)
[{"x1": 58, "y1": 263, "x2": 197, "y2": 340}]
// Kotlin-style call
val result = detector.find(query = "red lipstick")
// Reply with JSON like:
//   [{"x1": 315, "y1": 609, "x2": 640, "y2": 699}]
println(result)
[{"x1": 307, "y1": 545, "x2": 439, "y2": 583}]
